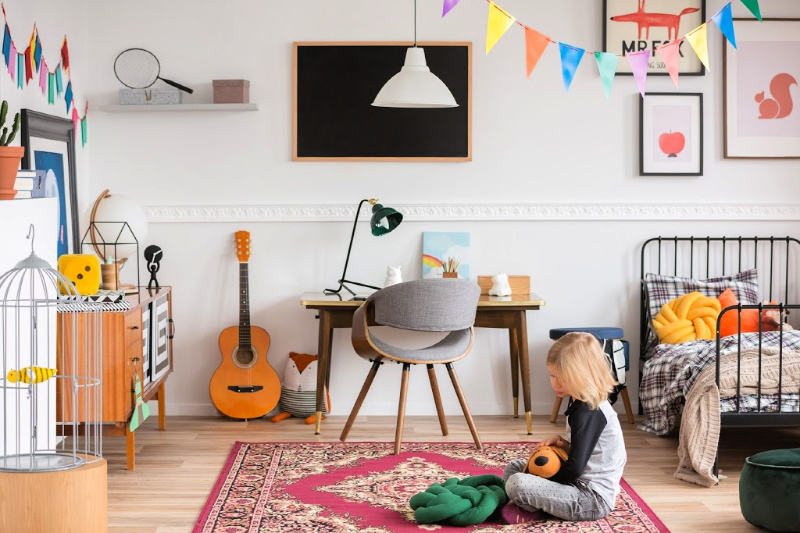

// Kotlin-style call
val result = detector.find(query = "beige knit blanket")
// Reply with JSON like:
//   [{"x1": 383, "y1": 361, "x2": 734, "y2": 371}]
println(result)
[{"x1": 676, "y1": 346, "x2": 800, "y2": 487}]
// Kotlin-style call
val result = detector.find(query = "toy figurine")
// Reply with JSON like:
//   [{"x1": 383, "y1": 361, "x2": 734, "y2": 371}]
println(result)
[{"x1": 144, "y1": 245, "x2": 162, "y2": 291}]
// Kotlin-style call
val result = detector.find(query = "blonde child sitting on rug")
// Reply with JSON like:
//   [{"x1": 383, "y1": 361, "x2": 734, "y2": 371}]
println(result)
[{"x1": 501, "y1": 332, "x2": 627, "y2": 524}]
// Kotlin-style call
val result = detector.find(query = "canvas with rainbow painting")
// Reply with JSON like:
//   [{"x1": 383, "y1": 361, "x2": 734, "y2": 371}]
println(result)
[{"x1": 422, "y1": 232, "x2": 470, "y2": 280}]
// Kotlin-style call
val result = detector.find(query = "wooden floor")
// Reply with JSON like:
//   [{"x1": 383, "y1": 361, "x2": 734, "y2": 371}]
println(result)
[{"x1": 104, "y1": 414, "x2": 800, "y2": 532}]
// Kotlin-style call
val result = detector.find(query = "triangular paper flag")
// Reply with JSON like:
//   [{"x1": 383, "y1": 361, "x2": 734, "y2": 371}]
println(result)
[
  {"x1": 712, "y1": 3, "x2": 736, "y2": 49},
  {"x1": 656, "y1": 41, "x2": 681, "y2": 88},
  {"x1": 524, "y1": 26, "x2": 549, "y2": 78},
  {"x1": 61, "y1": 37, "x2": 69, "y2": 72},
  {"x1": 29, "y1": 29, "x2": 35, "y2": 69},
  {"x1": 38, "y1": 56, "x2": 47, "y2": 94},
  {"x1": 685, "y1": 24, "x2": 710, "y2": 71},
  {"x1": 558, "y1": 43, "x2": 584, "y2": 93},
  {"x1": 16, "y1": 53, "x2": 23, "y2": 88},
  {"x1": 81, "y1": 117, "x2": 87, "y2": 148},
  {"x1": 593, "y1": 52, "x2": 619, "y2": 100},
  {"x1": 71, "y1": 106, "x2": 80, "y2": 137},
  {"x1": 7, "y1": 41, "x2": 15, "y2": 80},
  {"x1": 65, "y1": 81, "x2": 73, "y2": 113},
  {"x1": 442, "y1": 0, "x2": 460, "y2": 18},
  {"x1": 24, "y1": 45, "x2": 32, "y2": 83},
  {"x1": 55, "y1": 66, "x2": 63, "y2": 95},
  {"x1": 33, "y1": 35, "x2": 42, "y2": 71},
  {"x1": 627, "y1": 50, "x2": 650, "y2": 97},
  {"x1": 486, "y1": 2, "x2": 516, "y2": 54},
  {"x1": 2, "y1": 25, "x2": 9, "y2": 64},
  {"x1": 48, "y1": 73, "x2": 55, "y2": 104},
  {"x1": 740, "y1": 0, "x2": 762, "y2": 21}
]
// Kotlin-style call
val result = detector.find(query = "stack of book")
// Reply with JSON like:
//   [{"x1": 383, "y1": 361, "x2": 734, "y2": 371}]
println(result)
[{"x1": 14, "y1": 169, "x2": 46, "y2": 199}]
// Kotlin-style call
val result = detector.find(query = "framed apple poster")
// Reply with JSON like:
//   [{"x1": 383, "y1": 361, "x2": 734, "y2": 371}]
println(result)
[{"x1": 640, "y1": 93, "x2": 703, "y2": 176}]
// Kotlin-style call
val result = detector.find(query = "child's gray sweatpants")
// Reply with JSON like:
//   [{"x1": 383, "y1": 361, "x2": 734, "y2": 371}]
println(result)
[{"x1": 503, "y1": 459, "x2": 611, "y2": 521}]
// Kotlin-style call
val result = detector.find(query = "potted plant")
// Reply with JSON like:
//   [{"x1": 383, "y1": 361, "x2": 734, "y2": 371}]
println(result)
[{"x1": 0, "y1": 100, "x2": 23, "y2": 200}]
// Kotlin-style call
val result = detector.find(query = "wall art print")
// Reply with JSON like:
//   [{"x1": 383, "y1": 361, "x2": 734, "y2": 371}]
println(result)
[
  {"x1": 724, "y1": 18, "x2": 800, "y2": 159},
  {"x1": 604, "y1": 0, "x2": 706, "y2": 75},
  {"x1": 422, "y1": 232, "x2": 470, "y2": 280},
  {"x1": 20, "y1": 110, "x2": 78, "y2": 257},
  {"x1": 640, "y1": 93, "x2": 703, "y2": 176}
]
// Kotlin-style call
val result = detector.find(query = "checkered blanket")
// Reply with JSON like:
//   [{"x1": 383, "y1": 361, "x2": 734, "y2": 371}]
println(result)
[{"x1": 639, "y1": 330, "x2": 800, "y2": 435}]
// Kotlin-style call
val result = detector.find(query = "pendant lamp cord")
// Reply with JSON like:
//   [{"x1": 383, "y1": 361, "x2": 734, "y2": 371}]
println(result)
[{"x1": 413, "y1": 0, "x2": 417, "y2": 47}]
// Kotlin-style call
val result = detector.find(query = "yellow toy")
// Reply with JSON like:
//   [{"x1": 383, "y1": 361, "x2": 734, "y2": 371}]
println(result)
[
  {"x1": 57, "y1": 254, "x2": 101, "y2": 295},
  {"x1": 7, "y1": 367, "x2": 57, "y2": 384},
  {"x1": 524, "y1": 446, "x2": 569, "y2": 478},
  {"x1": 652, "y1": 291, "x2": 721, "y2": 344}
]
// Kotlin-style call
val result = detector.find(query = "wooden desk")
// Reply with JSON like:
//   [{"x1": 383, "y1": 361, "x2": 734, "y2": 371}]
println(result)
[{"x1": 300, "y1": 292, "x2": 545, "y2": 435}]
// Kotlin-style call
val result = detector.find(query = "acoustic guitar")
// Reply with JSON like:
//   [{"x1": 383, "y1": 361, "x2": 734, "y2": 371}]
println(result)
[{"x1": 209, "y1": 231, "x2": 281, "y2": 419}]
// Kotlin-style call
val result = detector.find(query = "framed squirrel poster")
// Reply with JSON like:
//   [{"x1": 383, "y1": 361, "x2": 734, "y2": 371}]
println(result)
[{"x1": 724, "y1": 19, "x2": 800, "y2": 159}]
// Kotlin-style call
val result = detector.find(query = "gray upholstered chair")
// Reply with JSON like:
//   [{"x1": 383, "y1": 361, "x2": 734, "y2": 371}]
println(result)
[{"x1": 340, "y1": 278, "x2": 482, "y2": 454}]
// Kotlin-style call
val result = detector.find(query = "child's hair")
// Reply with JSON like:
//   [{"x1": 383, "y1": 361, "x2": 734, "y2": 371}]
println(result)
[{"x1": 546, "y1": 332, "x2": 617, "y2": 409}]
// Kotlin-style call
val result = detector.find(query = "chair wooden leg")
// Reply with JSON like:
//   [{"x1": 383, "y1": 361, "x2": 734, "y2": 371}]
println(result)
[
  {"x1": 395, "y1": 363, "x2": 411, "y2": 455},
  {"x1": 445, "y1": 363, "x2": 482, "y2": 450},
  {"x1": 340, "y1": 360, "x2": 382, "y2": 442},
  {"x1": 426, "y1": 364, "x2": 448, "y2": 436},
  {"x1": 620, "y1": 386, "x2": 635, "y2": 424},
  {"x1": 550, "y1": 396, "x2": 563, "y2": 424}
]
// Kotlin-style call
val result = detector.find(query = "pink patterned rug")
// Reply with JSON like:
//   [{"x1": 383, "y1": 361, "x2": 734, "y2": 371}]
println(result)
[{"x1": 193, "y1": 442, "x2": 669, "y2": 532}]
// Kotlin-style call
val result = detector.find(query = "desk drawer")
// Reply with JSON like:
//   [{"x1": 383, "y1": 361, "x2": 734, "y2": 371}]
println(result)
[{"x1": 124, "y1": 312, "x2": 142, "y2": 347}]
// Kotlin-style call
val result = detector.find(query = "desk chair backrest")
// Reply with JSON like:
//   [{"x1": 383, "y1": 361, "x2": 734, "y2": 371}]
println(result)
[{"x1": 370, "y1": 279, "x2": 480, "y2": 332}]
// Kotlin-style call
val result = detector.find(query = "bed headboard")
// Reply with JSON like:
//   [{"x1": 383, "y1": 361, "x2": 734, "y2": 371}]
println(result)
[{"x1": 639, "y1": 236, "x2": 800, "y2": 358}]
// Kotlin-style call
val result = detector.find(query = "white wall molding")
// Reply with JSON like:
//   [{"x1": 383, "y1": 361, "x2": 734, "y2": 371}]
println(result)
[{"x1": 145, "y1": 203, "x2": 800, "y2": 223}]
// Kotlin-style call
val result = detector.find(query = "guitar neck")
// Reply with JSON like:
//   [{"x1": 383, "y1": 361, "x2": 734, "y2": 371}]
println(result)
[{"x1": 239, "y1": 263, "x2": 251, "y2": 347}]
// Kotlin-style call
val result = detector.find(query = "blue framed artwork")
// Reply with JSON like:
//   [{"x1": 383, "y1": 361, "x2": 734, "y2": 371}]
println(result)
[
  {"x1": 21, "y1": 110, "x2": 78, "y2": 257},
  {"x1": 422, "y1": 232, "x2": 471, "y2": 279}
]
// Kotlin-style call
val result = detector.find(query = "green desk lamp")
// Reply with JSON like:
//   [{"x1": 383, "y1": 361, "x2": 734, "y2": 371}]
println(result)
[{"x1": 325, "y1": 198, "x2": 403, "y2": 298}]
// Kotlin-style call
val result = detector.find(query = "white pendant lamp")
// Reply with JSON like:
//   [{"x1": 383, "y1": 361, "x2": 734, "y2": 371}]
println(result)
[{"x1": 372, "y1": 0, "x2": 458, "y2": 108}]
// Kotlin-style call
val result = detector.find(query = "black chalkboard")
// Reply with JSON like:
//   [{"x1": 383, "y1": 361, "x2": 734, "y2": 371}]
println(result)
[{"x1": 293, "y1": 42, "x2": 471, "y2": 161}]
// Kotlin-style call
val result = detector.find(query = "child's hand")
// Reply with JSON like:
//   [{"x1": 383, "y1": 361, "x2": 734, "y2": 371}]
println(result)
[{"x1": 536, "y1": 434, "x2": 565, "y2": 449}]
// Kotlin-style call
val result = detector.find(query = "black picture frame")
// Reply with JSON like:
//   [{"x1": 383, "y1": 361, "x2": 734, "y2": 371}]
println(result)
[
  {"x1": 639, "y1": 92, "x2": 703, "y2": 176},
  {"x1": 20, "y1": 109, "x2": 79, "y2": 256},
  {"x1": 603, "y1": 0, "x2": 706, "y2": 76}
]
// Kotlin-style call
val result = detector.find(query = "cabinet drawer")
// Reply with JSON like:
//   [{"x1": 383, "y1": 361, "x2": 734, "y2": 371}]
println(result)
[{"x1": 124, "y1": 312, "x2": 142, "y2": 347}]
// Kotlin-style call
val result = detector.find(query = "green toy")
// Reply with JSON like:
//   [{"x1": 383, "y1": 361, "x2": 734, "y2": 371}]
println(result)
[
  {"x1": 409, "y1": 475, "x2": 508, "y2": 526},
  {"x1": 129, "y1": 374, "x2": 151, "y2": 431}
]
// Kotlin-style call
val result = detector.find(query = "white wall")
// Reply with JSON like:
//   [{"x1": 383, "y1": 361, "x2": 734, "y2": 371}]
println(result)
[{"x1": 80, "y1": 0, "x2": 800, "y2": 418}]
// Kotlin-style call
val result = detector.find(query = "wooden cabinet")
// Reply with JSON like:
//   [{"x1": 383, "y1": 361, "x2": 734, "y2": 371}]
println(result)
[{"x1": 58, "y1": 287, "x2": 174, "y2": 470}]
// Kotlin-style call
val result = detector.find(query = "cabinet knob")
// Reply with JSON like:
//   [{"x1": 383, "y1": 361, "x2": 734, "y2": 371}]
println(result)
[
  {"x1": 132, "y1": 357, "x2": 140, "y2": 363},
  {"x1": 130, "y1": 326, "x2": 140, "y2": 330}
]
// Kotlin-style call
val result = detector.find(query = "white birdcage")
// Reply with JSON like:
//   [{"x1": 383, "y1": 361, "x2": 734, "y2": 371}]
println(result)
[{"x1": 0, "y1": 225, "x2": 103, "y2": 472}]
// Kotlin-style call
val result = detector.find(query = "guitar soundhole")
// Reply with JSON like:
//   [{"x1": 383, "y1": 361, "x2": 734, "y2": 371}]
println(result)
[{"x1": 233, "y1": 346, "x2": 258, "y2": 369}]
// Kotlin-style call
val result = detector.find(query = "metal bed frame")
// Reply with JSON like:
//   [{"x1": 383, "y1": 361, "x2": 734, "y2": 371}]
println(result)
[{"x1": 640, "y1": 237, "x2": 800, "y2": 474}]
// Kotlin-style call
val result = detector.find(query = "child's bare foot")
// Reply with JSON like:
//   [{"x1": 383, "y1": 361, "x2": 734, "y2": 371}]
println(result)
[{"x1": 500, "y1": 502, "x2": 548, "y2": 524}]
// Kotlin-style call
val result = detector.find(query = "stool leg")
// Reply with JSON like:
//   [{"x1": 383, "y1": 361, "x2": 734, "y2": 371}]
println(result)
[
  {"x1": 620, "y1": 386, "x2": 635, "y2": 424},
  {"x1": 427, "y1": 364, "x2": 448, "y2": 436},
  {"x1": 549, "y1": 396, "x2": 563, "y2": 424}
]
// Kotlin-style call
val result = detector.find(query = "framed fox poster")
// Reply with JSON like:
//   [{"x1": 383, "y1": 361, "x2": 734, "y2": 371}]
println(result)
[{"x1": 603, "y1": 0, "x2": 705, "y2": 75}]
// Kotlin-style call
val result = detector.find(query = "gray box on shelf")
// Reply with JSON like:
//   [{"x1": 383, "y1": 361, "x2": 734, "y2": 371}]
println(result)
[
  {"x1": 213, "y1": 79, "x2": 250, "y2": 103},
  {"x1": 119, "y1": 87, "x2": 181, "y2": 105}
]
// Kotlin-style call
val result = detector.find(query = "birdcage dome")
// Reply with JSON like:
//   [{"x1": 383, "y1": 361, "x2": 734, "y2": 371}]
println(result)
[{"x1": 0, "y1": 250, "x2": 82, "y2": 307}]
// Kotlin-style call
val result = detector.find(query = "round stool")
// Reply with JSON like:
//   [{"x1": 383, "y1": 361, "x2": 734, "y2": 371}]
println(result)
[
  {"x1": 548, "y1": 327, "x2": 634, "y2": 425},
  {"x1": 740, "y1": 448, "x2": 800, "y2": 532}
]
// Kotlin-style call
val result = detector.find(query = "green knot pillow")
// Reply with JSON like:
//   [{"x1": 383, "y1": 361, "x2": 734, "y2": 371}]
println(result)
[
  {"x1": 740, "y1": 448, "x2": 800, "y2": 532},
  {"x1": 409, "y1": 475, "x2": 507, "y2": 526}
]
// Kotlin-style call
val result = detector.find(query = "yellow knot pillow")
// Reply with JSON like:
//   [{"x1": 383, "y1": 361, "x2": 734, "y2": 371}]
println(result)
[{"x1": 652, "y1": 292, "x2": 721, "y2": 344}]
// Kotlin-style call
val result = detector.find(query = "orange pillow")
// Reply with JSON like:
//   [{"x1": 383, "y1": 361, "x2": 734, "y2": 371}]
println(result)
[{"x1": 718, "y1": 289, "x2": 776, "y2": 337}]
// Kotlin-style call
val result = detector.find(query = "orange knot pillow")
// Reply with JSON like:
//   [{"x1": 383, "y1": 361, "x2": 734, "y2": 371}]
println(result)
[
  {"x1": 652, "y1": 292, "x2": 721, "y2": 344},
  {"x1": 718, "y1": 289, "x2": 780, "y2": 338}
]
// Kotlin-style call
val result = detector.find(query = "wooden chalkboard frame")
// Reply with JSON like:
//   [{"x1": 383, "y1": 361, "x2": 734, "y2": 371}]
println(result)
[{"x1": 292, "y1": 42, "x2": 472, "y2": 162}]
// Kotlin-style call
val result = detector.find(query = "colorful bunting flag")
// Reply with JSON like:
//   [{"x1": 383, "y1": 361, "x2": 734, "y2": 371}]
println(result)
[
  {"x1": 593, "y1": 52, "x2": 618, "y2": 100},
  {"x1": 61, "y1": 37, "x2": 69, "y2": 72},
  {"x1": 38, "y1": 55, "x2": 47, "y2": 94},
  {"x1": 23, "y1": 44, "x2": 31, "y2": 83},
  {"x1": 524, "y1": 26, "x2": 549, "y2": 78},
  {"x1": 65, "y1": 80, "x2": 73, "y2": 113},
  {"x1": 627, "y1": 50, "x2": 650, "y2": 98},
  {"x1": 33, "y1": 34, "x2": 42, "y2": 72},
  {"x1": 558, "y1": 43, "x2": 584, "y2": 93},
  {"x1": 48, "y1": 73, "x2": 54, "y2": 104},
  {"x1": 685, "y1": 23, "x2": 710, "y2": 72},
  {"x1": 486, "y1": 1, "x2": 515, "y2": 54},
  {"x1": 81, "y1": 117, "x2": 87, "y2": 147},
  {"x1": 656, "y1": 41, "x2": 681, "y2": 88},
  {"x1": 71, "y1": 106, "x2": 79, "y2": 138},
  {"x1": 713, "y1": 3, "x2": 737, "y2": 49},
  {"x1": 7, "y1": 40, "x2": 15, "y2": 80},
  {"x1": 2, "y1": 24, "x2": 9, "y2": 62},
  {"x1": 442, "y1": 0, "x2": 460, "y2": 18},
  {"x1": 740, "y1": 0, "x2": 762, "y2": 22},
  {"x1": 28, "y1": 28, "x2": 34, "y2": 69},
  {"x1": 55, "y1": 66, "x2": 63, "y2": 96},
  {"x1": 16, "y1": 53, "x2": 22, "y2": 88}
]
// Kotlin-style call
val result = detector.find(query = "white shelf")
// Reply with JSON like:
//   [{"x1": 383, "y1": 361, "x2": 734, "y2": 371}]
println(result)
[{"x1": 99, "y1": 103, "x2": 258, "y2": 112}]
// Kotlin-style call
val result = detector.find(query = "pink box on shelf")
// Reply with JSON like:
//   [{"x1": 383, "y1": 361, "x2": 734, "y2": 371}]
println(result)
[{"x1": 212, "y1": 79, "x2": 250, "y2": 104}]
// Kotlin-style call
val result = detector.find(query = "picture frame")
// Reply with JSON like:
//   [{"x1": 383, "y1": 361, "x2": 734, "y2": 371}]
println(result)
[
  {"x1": 723, "y1": 19, "x2": 800, "y2": 159},
  {"x1": 640, "y1": 93, "x2": 703, "y2": 176},
  {"x1": 20, "y1": 110, "x2": 78, "y2": 257},
  {"x1": 603, "y1": 0, "x2": 705, "y2": 75}
]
